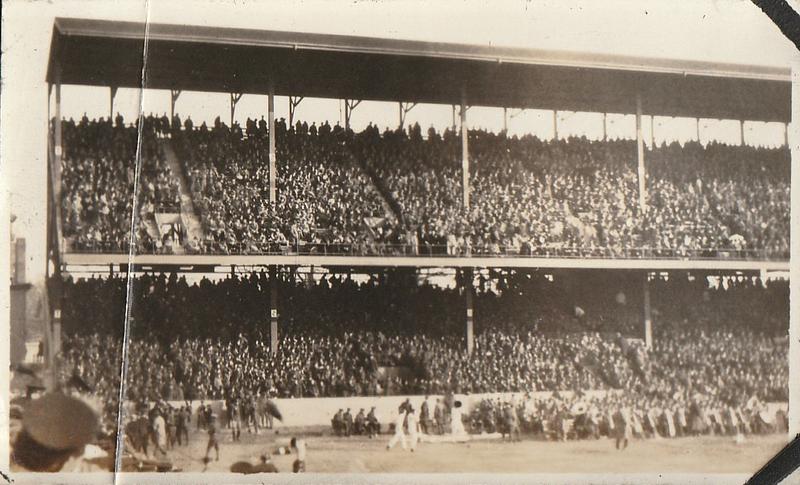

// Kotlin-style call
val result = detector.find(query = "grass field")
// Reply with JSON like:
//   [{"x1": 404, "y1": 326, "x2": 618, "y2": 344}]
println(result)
[{"x1": 156, "y1": 426, "x2": 786, "y2": 474}]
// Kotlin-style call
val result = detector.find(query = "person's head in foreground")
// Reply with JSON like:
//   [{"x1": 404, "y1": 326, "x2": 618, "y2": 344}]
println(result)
[{"x1": 12, "y1": 392, "x2": 99, "y2": 472}]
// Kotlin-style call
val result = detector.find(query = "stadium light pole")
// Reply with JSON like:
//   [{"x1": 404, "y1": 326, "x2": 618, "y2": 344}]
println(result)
[
  {"x1": 268, "y1": 87, "x2": 276, "y2": 205},
  {"x1": 635, "y1": 95, "x2": 647, "y2": 214}
]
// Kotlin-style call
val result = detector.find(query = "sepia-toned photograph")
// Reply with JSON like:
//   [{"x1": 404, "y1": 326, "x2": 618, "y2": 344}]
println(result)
[{"x1": 2, "y1": 0, "x2": 798, "y2": 482}]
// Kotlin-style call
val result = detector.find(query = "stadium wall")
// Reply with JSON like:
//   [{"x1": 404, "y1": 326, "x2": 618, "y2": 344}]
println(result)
[{"x1": 135, "y1": 390, "x2": 616, "y2": 428}]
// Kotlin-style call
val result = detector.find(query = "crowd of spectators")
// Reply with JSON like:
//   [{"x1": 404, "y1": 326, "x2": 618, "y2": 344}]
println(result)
[
  {"x1": 172, "y1": 117, "x2": 397, "y2": 254},
  {"x1": 56, "y1": 271, "x2": 788, "y2": 434},
  {"x1": 59, "y1": 115, "x2": 789, "y2": 259},
  {"x1": 60, "y1": 115, "x2": 181, "y2": 252},
  {"x1": 355, "y1": 125, "x2": 789, "y2": 258}
]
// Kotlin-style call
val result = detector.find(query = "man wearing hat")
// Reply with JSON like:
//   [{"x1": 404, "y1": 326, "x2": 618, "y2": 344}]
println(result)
[
  {"x1": 11, "y1": 392, "x2": 106, "y2": 472},
  {"x1": 249, "y1": 454, "x2": 279, "y2": 473}
]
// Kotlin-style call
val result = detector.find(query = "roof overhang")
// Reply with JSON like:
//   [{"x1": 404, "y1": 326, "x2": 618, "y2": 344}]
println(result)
[{"x1": 47, "y1": 17, "x2": 791, "y2": 122}]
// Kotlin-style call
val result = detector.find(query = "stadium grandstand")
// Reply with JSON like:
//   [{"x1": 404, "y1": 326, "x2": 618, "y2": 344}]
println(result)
[{"x1": 15, "y1": 16, "x2": 792, "y2": 473}]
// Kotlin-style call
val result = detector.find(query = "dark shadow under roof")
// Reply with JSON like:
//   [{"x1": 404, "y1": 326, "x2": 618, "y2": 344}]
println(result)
[{"x1": 46, "y1": 17, "x2": 791, "y2": 122}]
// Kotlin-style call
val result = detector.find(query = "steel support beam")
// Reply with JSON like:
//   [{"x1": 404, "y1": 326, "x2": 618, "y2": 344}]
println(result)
[
  {"x1": 269, "y1": 90, "x2": 276, "y2": 204},
  {"x1": 603, "y1": 112, "x2": 608, "y2": 141},
  {"x1": 460, "y1": 96, "x2": 470, "y2": 208},
  {"x1": 636, "y1": 95, "x2": 647, "y2": 214}
]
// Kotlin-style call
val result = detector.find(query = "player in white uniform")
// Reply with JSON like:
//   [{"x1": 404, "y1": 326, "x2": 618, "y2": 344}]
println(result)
[
  {"x1": 386, "y1": 411, "x2": 408, "y2": 451},
  {"x1": 450, "y1": 402, "x2": 466, "y2": 436},
  {"x1": 406, "y1": 409, "x2": 419, "y2": 451}
]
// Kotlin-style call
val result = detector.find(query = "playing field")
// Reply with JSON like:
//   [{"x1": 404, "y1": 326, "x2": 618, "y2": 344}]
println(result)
[{"x1": 158, "y1": 426, "x2": 786, "y2": 474}]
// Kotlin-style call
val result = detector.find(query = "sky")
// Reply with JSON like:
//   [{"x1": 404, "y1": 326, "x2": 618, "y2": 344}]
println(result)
[{"x1": 1, "y1": 0, "x2": 798, "y2": 284}]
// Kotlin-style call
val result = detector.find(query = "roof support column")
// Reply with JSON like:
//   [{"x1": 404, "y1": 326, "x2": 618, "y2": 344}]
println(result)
[
  {"x1": 54, "y1": 81, "x2": 62, "y2": 229},
  {"x1": 51, "y1": 78, "x2": 63, "y2": 365},
  {"x1": 109, "y1": 87, "x2": 118, "y2": 120},
  {"x1": 696, "y1": 117, "x2": 701, "y2": 143},
  {"x1": 636, "y1": 95, "x2": 647, "y2": 214},
  {"x1": 170, "y1": 89, "x2": 182, "y2": 122},
  {"x1": 270, "y1": 265, "x2": 279, "y2": 356},
  {"x1": 739, "y1": 120, "x2": 745, "y2": 146},
  {"x1": 503, "y1": 107, "x2": 508, "y2": 132},
  {"x1": 230, "y1": 92, "x2": 243, "y2": 127},
  {"x1": 603, "y1": 112, "x2": 608, "y2": 142},
  {"x1": 452, "y1": 105, "x2": 457, "y2": 132},
  {"x1": 460, "y1": 94, "x2": 470, "y2": 208},
  {"x1": 288, "y1": 96, "x2": 304, "y2": 127},
  {"x1": 553, "y1": 110, "x2": 559, "y2": 140},
  {"x1": 785, "y1": 122, "x2": 789, "y2": 148},
  {"x1": 643, "y1": 272, "x2": 652, "y2": 349},
  {"x1": 650, "y1": 115, "x2": 656, "y2": 148},
  {"x1": 464, "y1": 268, "x2": 475, "y2": 355},
  {"x1": 268, "y1": 88, "x2": 276, "y2": 205},
  {"x1": 399, "y1": 102, "x2": 417, "y2": 130},
  {"x1": 344, "y1": 99, "x2": 361, "y2": 131}
]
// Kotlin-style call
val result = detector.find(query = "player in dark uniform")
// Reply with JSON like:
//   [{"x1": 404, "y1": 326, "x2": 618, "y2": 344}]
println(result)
[
  {"x1": 354, "y1": 409, "x2": 366, "y2": 435},
  {"x1": 230, "y1": 401, "x2": 242, "y2": 442},
  {"x1": 205, "y1": 413, "x2": 220, "y2": 463},
  {"x1": 503, "y1": 402, "x2": 521, "y2": 442},
  {"x1": 343, "y1": 408, "x2": 353, "y2": 437},
  {"x1": 367, "y1": 407, "x2": 380, "y2": 438}
]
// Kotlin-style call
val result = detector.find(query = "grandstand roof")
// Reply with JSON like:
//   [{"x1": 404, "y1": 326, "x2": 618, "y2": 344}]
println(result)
[{"x1": 47, "y1": 18, "x2": 790, "y2": 122}]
